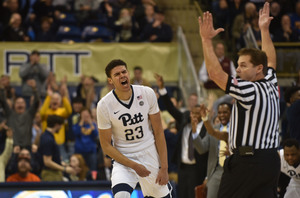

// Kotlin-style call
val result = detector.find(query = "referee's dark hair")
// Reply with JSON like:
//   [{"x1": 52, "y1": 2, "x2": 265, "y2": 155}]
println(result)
[
  {"x1": 105, "y1": 59, "x2": 127, "y2": 78},
  {"x1": 282, "y1": 139, "x2": 299, "y2": 149},
  {"x1": 238, "y1": 48, "x2": 268, "y2": 75},
  {"x1": 47, "y1": 115, "x2": 64, "y2": 128}
]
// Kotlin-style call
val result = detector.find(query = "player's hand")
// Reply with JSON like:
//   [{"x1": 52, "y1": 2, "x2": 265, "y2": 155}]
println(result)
[
  {"x1": 155, "y1": 167, "x2": 169, "y2": 185},
  {"x1": 133, "y1": 163, "x2": 151, "y2": 177}
]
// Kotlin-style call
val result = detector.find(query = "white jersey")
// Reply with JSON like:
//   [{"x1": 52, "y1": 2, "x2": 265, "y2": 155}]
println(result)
[
  {"x1": 280, "y1": 149, "x2": 300, "y2": 186},
  {"x1": 97, "y1": 85, "x2": 158, "y2": 154}
]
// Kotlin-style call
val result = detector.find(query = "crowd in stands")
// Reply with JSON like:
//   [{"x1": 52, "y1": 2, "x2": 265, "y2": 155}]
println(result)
[
  {"x1": 207, "y1": 0, "x2": 300, "y2": 53},
  {"x1": 0, "y1": 0, "x2": 173, "y2": 42},
  {"x1": 0, "y1": 1, "x2": 299, "y2": 198}
]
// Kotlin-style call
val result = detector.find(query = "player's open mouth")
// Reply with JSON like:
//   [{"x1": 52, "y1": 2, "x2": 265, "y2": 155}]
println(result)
[{"x1": 121, "y1": 79, "x2": 128, "y2": 85}]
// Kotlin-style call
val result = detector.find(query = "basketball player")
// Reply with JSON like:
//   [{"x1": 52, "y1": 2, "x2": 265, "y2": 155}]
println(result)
[
  {"x1": 97, "y1": 59, "x2": 171, "y2": 197},
  {"x1": 280, "y1": 139, "x2": 300, "y2": 198}
]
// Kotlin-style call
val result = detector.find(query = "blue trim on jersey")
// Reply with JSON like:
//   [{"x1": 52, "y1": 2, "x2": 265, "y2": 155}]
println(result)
[
  {"x1": 112, "y1": 85, "x2": 134, "y2": 109},
  {"x1": 112, "y1": 183, "x2": 134, "y2": 195}
]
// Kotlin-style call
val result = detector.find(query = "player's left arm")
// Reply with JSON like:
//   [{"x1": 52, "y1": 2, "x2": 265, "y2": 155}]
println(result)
[{"x1": 149, "y1": 112, "x2": 169, "y2": 186}]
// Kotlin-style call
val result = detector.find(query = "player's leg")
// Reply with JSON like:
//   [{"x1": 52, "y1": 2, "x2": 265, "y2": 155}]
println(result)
[
  {"x1": 111, "y1": 161, "x2": 138, "y2": 198},
  {"x1": 138, "y1": 145, "x2": 173, "y2": 197}
]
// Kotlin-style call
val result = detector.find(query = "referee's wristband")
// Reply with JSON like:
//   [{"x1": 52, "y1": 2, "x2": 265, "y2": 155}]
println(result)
[{"x1": 201, "y1": 115, "x2": 209, "y2": 122}]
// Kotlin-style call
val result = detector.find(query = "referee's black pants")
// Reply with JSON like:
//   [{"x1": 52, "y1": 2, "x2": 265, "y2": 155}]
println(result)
[{"x1": 218, "y1": 149, "x2": 280, "y2": 198}]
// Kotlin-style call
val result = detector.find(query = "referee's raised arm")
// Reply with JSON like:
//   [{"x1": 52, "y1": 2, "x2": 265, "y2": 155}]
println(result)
[{"x1": 259, "y1": 2, "x2": 276, "y2": 70}]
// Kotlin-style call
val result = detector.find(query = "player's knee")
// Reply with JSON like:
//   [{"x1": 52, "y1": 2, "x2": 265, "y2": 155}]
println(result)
[
  {"x1": 112, "y1": 183, "x2": 133, "y2": 198},
  {"x1": 114, "y1": 191, "x2": 131, "y2": 198}
]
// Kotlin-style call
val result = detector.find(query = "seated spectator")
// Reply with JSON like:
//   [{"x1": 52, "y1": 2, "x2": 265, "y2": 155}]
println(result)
[
  {"x1": 136, "y1": 3, "x2": 155, "y2": 34},
  {"x1": 130, "y1": 66, "x2": 151, "y2": 87},
  {"x1": 0, "y1": 79, "x2": 39, "y2": 151},
  {"x1": 3, "y1": 13, "x2": 30, "y2": 41},
  {"x1": 32, "y1": 112, "x2": 42, "y2": 146},
  {"x1": 33, "y1": 17, "x2": 57, "y2": 42},
  {"x1": 31, "y1": 0, "x2": 59, "y2": 24},
  {"x1": 139, "y1": 9, "x2": 173, "y2": 42},
  {"x1": 40, "y1": 84, "x2": 72, "y2": 162},
  {"x1": 38, "y1": 115, "x2": 75, "y2": 181},
  {"x1": 290, "y1": 1, "x2": 300, "y2": 34},
  {"x1": 52, "y1": 0, "x2": 72, "y2": 12},
  {"x1": 74, "y1": 0, "x2": 99, "y2": 24},
  {"x1": 108, "y1": 7, "x2": 140, "y2": 42},
  {"x1": 99, "y1": 79, "x2": 114, "y2": 99},
  {"x1": 212, "y1": 0, "x2": 229, "y2": 38},
  {"x1": 67, "y1": 153, "x2": 89, "y2": 181},
  {"x1": 273, "y1": 15, "x2": 299, "y2": 42},
  {"x1": 6, "y1": 150, "x2": 41, "y2": 182},
  {"x1": 0, "y1": 0, "x2": 30, "y2": 27},
  {"x1": 72, "y1": 108, "x2": 98, "y2": 170},
  {"x1": 0, "y1": 127, "x2": 13, "y2": 182}
]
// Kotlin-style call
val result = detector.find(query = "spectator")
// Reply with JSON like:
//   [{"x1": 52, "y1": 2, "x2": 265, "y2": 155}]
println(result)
[
  {"x1": 280, "y1": 139, "x2": 300, "y2": 198},
  {"x1": 139, "y1": 10, "x2": 173, "y2": 42},
  {"x1": 130, "y1": 66, "x2": 151, "y2": 87},
  {"x1": 0, "y1": 79, "x2": 39, "y2": 151},
  {"x1": 0, "y1": 0, "x2": 30, "y2": 27},
  {"x1": 76, "y1": 76, "x2": 98, "y2": 109},
  {"x1": 155, "y1": 73, "x2": 208, "y2": 198},
  {"x1": 33, "y1": 17, "x2": 57, "y2": 42},
  {"x1": 40, "y1": 85, "x2": 72, "y2": 162},
  {"x1": 193, "y1": 103, "x2": 232, "y2": 198},
  {"x1": 290, "y1": 1, "x2": 300, "y2": 34},
  {"x1": 136, "y1": 3, "x2": 155, "y2": 34},
  {"x1": 32, "y1": 112, "x2": 42, "y2": 146},
  {"x1": 31, "y1": 0, "x2": 58, "y2": 24},
  {"x1": 108, "y1": 7, "x2": 140, "y2": 42},
  {"x1": 6, "y1": 146, "x2": 41, "y2": 177},
  {"x1": 67, "y1": 153, "x2": 89, "y2": 181},
  {"x1": 19, "y1": 50, "x2": 49, "y2": 101},
  {"x1": 0, "y1": 75, "x2": 16, "y2": 104},
  {"x1": 228, "y1": 0, "x2": 245, "y2": 39},
  {"x1": 73, "y1": 108, "x2": 98, "y2": 170},
  {"x1": 0, "y1": 127, "x2": 13, "y2": 182},
  {"x1": 212, "y1": 0, "x2": 229, "y2": 38},
  {"x1": 269, "y1": 1, "x2": 282, "y2": 36},
  {"x1": 67, "y1": 97, "x2": 85, "y2": 159},
  {"x1": 273, "y1": 14, "x2": 299, "y2": 42},
  {"x1": 99, "y1": 79, "x2": 114, "y2": 99},
  {"x1": 3, "y1": 13, "x2": 30, "y2": 41},
  {"x1": 232, "y1": 2, "x2": 257, "y2": 50},
  {"x1": 6, "y1": 150, "x2": 41, "y2": 182},
  {"x1": 74, "y1": 0, "x2": 99, "y2": 24},
  {"x1": 199, "y1": 42, "x2": 236, "y2": 101},
  {"x1": 284, "y1": 86, "x2": 300, "y2": 143},
  {"x1": 38, "y1": 115, "x2": 75, "y2": 181}
]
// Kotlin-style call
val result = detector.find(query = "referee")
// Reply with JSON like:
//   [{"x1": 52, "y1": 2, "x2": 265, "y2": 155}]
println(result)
[{"x1": 198, "y1": 2, "x2": 280, "y2": 198}]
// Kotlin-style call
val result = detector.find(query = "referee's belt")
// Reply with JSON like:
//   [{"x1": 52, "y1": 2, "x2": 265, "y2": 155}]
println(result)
[{"x1": 232, "y1": 146, "x2": 277, "y2": 157}]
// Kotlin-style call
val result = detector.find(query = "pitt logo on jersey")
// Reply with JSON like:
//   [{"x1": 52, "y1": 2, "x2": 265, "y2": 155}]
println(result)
[{"x1": 118, "y1": 113, "x2": 144, "y2": 127}]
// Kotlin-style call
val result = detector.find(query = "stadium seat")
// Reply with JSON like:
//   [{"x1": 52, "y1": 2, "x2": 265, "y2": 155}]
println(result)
[
  {"x1": 82, "y1": 25, "x2": 113, "y2": 42},
  {"x1": 56, "y1": 25, "x2": 82, "y2": 41},
  {"x1": 58, "y1": 13, "x2": 77, "y2": 26}
]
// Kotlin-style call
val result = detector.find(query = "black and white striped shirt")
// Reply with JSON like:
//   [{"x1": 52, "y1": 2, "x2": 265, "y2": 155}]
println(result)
[{"x1": 225, "y1": 67, "x2": 280, "y2": 150}]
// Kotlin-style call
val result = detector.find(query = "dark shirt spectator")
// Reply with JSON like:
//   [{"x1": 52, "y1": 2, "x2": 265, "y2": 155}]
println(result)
[
  {"x1": 3, "y1": 13, "x2": 30, "y2": 41},
  {"x1": 289, "y1": 1, "x2": 300, "y2": 34},
  {"x1": 269, "y1": 1, "x2": 282, "y2": 36},
  {"x1": 139, "y1": 10, "x2": 172, "y2": 42},
  {"x1": 273, "y1": 15, "x2": 299, "y2": 42},
  {"x1": 33, "y1": 17, "x2": 57, "y2": 42},
  {"x1": 0, "y1": 0, "x2": 30, "y2": 27},
  {"x1": 38, "y1": 115, "x2": 75, "y2": 181},
  {"x1": 31, "y1": 0, "x2": 57, "y2": 24}
]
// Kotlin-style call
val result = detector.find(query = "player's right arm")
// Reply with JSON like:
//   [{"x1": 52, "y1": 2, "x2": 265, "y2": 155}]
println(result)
[{"x1": 99, "y1": 128, "x2": 151, "y2": 177}]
